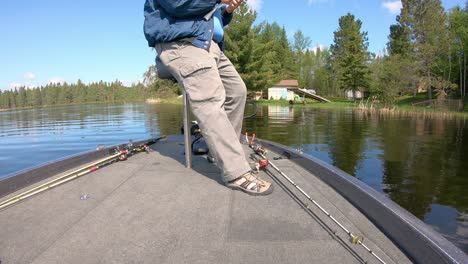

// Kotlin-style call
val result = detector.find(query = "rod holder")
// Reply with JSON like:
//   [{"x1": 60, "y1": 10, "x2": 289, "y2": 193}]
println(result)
[{"x1": 183, "y1": 91, "x2": 192, "y2": 169}]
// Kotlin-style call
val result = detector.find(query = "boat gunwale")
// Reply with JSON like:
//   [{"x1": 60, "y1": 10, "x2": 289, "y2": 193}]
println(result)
[{"x1": 0, "y1": 138, "x2": 158, "y2": 200}]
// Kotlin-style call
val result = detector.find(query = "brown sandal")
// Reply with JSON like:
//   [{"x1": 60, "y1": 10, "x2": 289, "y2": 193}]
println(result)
[{"x1": 226, "y1": 172, "x2": 274, "y2": 196}]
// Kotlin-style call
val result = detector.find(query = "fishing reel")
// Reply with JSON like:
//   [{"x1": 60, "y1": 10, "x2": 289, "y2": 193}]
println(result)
[
  {"x1": 180, "y1": 121, "x2": 209, "y2": 156},
  {"x1": 245, "y1": 132, "x2": 269, "y2": 172},
  {"x1": 180, "y1": 121, "x2": 202, "y2": 136},
  {"x1": 108, "y1": 140, "x2": 151, "y2": 160}
]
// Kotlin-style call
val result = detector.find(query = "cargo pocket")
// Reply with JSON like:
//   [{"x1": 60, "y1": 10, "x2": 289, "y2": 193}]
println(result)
[
  {"x1": 155, "y1": 43, "x2": 182, "y2": 80},
  {"x1": 181, "y1": 60, "x2": 222, "y2": 103},
  {"x1": 158, "y1": 48, "x2": 180, "y2": 65}
]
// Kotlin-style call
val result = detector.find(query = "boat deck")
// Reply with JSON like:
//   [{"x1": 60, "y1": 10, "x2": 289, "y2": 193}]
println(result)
[{"x1": 0, "y1": 136, "x2": 410, "y2": 264}]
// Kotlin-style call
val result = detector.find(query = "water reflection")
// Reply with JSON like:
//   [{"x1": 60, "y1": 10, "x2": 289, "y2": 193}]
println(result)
[{"x1": 0, "y1": 103, "x2": 182, "y2": 177}]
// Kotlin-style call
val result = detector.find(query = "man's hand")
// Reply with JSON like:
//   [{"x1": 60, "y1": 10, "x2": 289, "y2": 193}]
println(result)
[{"x1": 221, "y1": 0, "x2": 244, "y2": 13}]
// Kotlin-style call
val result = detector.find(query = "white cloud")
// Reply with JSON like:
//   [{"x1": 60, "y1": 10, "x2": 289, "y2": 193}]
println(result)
[
  {"x1": 5, "y1": 72, "x2": 38, "y2": 90},
  {"x1": 382, "y1": 1, "x2": 402, "y2": 15},
  {"x1": 23, "y1": 72, "x2": 36, "y2": 80},
  {"x1": 247, "y1": 0, "x2": 263, "y2": 11}
]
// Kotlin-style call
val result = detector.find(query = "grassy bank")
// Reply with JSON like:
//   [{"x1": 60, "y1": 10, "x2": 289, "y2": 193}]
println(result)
[
  {"x1": 253, "y1": 93, "x2": 468, "y2": 118},
  {"x1": 2, "y1": 93, "x2": 467, "y2": 119},
  {"x1": 255, "y1": 98, "x2": 355, "y2": 108},
  {"x1": 353, "y1": 93, "x2": 468, "y2": 118},
  {"x1": 146, "y1": 97, "x2": 183, "y2": 105},
  {"x1": 0, "y1": 96, "x2": 187, "y2": 112},
  {"x1": 0, "y1": 99, "x2": 149, "y2": 112}
]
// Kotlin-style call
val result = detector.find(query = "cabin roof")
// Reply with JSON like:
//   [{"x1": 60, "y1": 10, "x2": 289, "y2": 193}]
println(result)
[{"x1": 274, "y1": 80, "x2": 299, "y2": 87}]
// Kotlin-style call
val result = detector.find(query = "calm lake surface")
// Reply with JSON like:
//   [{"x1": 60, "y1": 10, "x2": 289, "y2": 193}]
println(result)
[{"x1": 1, "y1": 103, "x2": 467, "y2": 253}]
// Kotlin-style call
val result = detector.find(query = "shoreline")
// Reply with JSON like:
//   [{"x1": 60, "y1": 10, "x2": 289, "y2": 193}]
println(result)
[{"x1": 2, "y1": 97, "x2": 467, "y2": 118}]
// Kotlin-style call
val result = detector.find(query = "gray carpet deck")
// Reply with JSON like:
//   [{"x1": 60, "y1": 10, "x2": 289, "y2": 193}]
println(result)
[{"x1": 0, "y1": 136, "x2": 411, "y2": 264}]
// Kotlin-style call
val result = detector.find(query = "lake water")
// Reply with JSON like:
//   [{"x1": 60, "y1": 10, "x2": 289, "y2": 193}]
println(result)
[{"x1": 0, "y1": 102, "x2": 467, "y2": 253}]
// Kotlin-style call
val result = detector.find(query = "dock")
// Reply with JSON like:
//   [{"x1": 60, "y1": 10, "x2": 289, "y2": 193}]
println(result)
[{"x1": 289, "y1": 88, "x2": 331, "y2": 103}]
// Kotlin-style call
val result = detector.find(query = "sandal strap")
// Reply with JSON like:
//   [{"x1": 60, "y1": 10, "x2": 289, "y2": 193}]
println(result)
[
  {"x1": 226, "y1": 172, "x2": 273, "y2": 196},
  {"x1": 238, "y1": 174, "x2": 262, "y2": 191},
  {"x1": 240, "y1": 180, "x2": 251, "y2": 189}
]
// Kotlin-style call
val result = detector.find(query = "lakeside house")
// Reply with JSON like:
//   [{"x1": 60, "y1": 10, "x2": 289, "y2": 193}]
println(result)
[
  {"x1": 345, "y1": 90, "x2": 363, "y2": 99},
  {"x1": 268, "y1": 80, "x2": 299, "y2": 100}
]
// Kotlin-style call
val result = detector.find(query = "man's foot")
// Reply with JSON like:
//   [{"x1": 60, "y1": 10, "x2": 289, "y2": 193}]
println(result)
[{"x1": 226, "y1": 172, "x2": 274, "y2": 196}]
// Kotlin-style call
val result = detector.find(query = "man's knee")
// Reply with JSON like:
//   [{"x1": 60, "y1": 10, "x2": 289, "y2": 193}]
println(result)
[{"x1": 230, "y1": 80, "x2": 247, "y2": 100}]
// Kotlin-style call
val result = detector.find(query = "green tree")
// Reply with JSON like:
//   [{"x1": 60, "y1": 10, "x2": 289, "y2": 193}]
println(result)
[
  {"x1": 387, "y1": 16, "x2": 412, "y2": 57},
  {"x1": 449, "y1": 5, "x2": 468, "y2": 97},
  {"x1": 142, "y1": 65, "x2": 181, "y2": 98},
  {"x1": 293, "y1": 30, "x2": 312, "y2": 55},
  {"x1": 293, "y1": 30, "x2": 313, "y2": 88},
  {"x1": 16, "y1": 87, "x2": 27, "y2": 108},
  {"x1": 277, "y1": 25, "x2": 297, "y2": 80},
  {"x1": 224, "y1": 3, "x2": 260, "y2": 90},
  {"x1": 248, "y1": 22, "x2": 280, "y2": 90},
  {"x1": 330, "y1": 13, "x2": 371, "y2": 98},
  {"x1": 300, "y1": 47, "x2": 334, "y2": 96},
  {"x1": 32, "y1": 88, "x2": 42, "y2": 107},
  {"x1": 372, "y1": 55, "x2": 414, "y2": 107},
  {"x1": 400, "y1": 0, "x2": 449, "y2": 100}
]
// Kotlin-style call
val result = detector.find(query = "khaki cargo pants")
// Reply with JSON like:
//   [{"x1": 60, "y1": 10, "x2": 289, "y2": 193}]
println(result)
[{"x1": 155, "y1": 40, "x2": 251, "y2": 182}]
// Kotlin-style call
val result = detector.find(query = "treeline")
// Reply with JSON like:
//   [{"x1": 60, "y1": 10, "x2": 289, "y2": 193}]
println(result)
[
  {"x1": 218, "y1": 1, "x2": 468, "y2": 105},
  {"x1": 145, "y1": 1, "x2": 467, "y2": 105},
  {"x1": 371, "y1": 0, "x2": 468, "y2": 107},
  {"x1": 0, "y1": 80, "x2": 144, "y2": 109},
  {"x1": 0, "y1": 78, "x2": 180, "y2": 110},
  {"x1": 3, "y1": 0, "x2": 467, "y2": 109}
]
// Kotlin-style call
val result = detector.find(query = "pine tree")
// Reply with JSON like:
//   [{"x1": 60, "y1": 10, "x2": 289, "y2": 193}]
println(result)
[
  {"x1": 293, "y1": 30, "x2": 312, "y2": 55},
  {"x1": 248, "y1": 22, "x2": 280, "y2": 90},
  {"x1": 224, "y1": 3, "x2": 259, "y2": 90},
  {"x1": 387, "y1": 16, "x2": 412, "y2": 56},
  {"x1": 330, "y1": 13, "x2": 371, "y2": 98},
  {"x1": 449, "y1": 5, "x2": 468, "y2": 97},
  {"x1": 278, "y1": 26, "x2": 297, "y2": 80},
  {"x1": 224, "y1": 4, "x2": 287, "y2": 91},
  {"x1": 32, "y1": 88, "x2": 42, "y2": 107},
  {"x1": 400, "y1": 0, "x2": 449, "y2": 100}
]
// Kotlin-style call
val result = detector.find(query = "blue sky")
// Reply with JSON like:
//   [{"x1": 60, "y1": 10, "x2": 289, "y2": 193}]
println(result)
[{"x1": 0, "y1": 0, "x2": 465, "y2": 90}]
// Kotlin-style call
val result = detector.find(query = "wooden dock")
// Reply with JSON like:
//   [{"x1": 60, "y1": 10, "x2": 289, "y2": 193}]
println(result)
[{"x1": 289, "y1": 88, "x2": 331, "y2": 103}]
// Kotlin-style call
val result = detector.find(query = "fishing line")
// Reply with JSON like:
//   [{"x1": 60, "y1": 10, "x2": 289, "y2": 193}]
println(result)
[{"x1": 261, "y1": 166, "x2": 367, "y2": 263}]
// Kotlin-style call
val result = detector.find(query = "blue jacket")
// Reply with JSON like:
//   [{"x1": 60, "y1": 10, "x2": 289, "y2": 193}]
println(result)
[{"x1": 143, "y1": 0, "x2": 233, "y2": 51}]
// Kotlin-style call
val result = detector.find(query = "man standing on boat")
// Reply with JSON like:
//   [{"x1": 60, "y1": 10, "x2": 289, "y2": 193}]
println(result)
[{"x1": 143, "y1": 0, "x2": 274, "y2": 195}]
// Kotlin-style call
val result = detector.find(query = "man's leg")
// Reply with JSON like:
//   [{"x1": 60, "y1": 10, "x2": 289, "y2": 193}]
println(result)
[
  {"x1": 217, "y1": 51, "x2": 246, "y2": 138},
  {"x1": 156, "y1": 41, "x2": 273, "y2": 195},
  {"x1": 157, "y1": 41, "x2": 251, "y2": 182}
]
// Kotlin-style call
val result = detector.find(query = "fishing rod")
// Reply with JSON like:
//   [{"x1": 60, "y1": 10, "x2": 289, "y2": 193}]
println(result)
[
  {"x1": 0, "y1": 137, "x2": 165, "y2": 211},
  {"x1": 246, "y1": 134, "x2": 387, "y2": 264}
]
